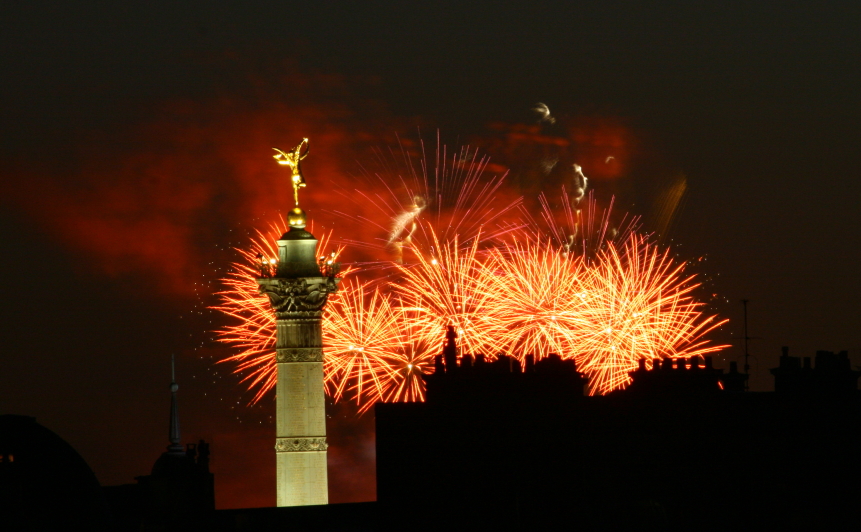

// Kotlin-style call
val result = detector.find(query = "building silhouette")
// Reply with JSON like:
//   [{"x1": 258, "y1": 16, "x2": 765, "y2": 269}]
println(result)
[
  {"x1": 376, "y1": 337, "x2": 861, "y2": 531},
  {"x1": 103, "y1": 356, "x2": 214, "y2": 531},
  {"x1": 6, "y1": 337, "x2": 861, "y2": 531},
  {"x1": 771, "y1": 346, "x2": 861, "y2": 395},
  {"x1": 0, "y1": 415, "x2": 112, "y2": 531}
]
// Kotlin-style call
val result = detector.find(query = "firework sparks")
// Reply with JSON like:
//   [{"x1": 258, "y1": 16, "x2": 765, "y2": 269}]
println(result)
[
  {"x1": 327, "y1": 287, "x2": 434, "y2": 411},
  {"x1": 391, "y1": 231, "x2": 506, "y2": 360},
  {"x1": 322, "y1": 281, "x2": 405, "y2": 411},
  {"x1": 215, "y1": 219, "x2": 726, "y2": 406},
  {"x1": 480, "y1": 238, "x2": 593, "y2": 361},
  {"x1": 213, "y1": 140, "x2": 727, "y2": 409},
  {"x1": 534, "y1": 190, "x2": 642, "y2": 260}
]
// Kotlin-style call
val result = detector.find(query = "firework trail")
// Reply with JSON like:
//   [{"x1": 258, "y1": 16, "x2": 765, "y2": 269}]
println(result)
[
  {"x1": 534, "y1": 189, "x2": 642, "y2": 261},
  {"x1": 532, "y1": 102, "x2": 556, "y2": 125},
  {"x1": 570, "y1": 163, "x2": 588, "y2": 203},
  {"x1": 328, "y1": 134, "x2": 525, "y2": 264}
]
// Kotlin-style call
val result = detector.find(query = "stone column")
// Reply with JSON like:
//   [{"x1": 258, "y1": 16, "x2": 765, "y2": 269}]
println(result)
[{"x1": 258, "y1": 226, "x2": 338, "y2": 506}]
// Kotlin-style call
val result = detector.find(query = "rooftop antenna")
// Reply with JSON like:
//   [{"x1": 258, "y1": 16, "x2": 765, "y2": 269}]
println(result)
[
  {"x1": 742, "y1": 299, "x2": 752, "y2": 391},
  {"x1": 168, "y1": 354, "x2": 184, "y2": 455}
]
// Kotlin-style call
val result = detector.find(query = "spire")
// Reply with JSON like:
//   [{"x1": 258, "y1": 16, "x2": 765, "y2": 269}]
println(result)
[{"x1": 167, "y1": 354, "x2": 184, "y2": 455}]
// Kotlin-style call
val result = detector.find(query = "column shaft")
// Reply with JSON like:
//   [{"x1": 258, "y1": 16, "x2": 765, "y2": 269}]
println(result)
[{"x1": 275, "y1": 316, "x2": 328, "y2": 506}]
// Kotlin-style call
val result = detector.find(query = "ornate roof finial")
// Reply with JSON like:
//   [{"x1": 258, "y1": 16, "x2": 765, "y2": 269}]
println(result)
[
  {"x1": 273, "y1": 138, "x2": 310, "y2": 229},
  {"x1": 167, "y1": 354, "x2": 184, "y2": 455}
]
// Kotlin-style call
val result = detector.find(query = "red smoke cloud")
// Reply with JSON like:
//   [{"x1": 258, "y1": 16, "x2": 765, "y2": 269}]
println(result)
[
  {"x1": 476, "y1": 114, "x2": 636, "y2": 205},
  {"x1": 3, "y1": 68, "x2": 395, "y2": 297}
]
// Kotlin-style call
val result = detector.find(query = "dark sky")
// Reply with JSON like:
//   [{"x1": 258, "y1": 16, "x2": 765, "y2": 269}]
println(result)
[{"x1": 2, "y1": 1, "x2": 860, "y2": 508}]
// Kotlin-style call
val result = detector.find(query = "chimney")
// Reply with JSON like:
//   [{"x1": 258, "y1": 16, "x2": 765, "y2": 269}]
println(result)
[
  {"x1": 525, "y1": 354, "x2": 535, "y2": 372},
  {"x1": 443, "y1": 325, "x2": 458, "y2": 373}
]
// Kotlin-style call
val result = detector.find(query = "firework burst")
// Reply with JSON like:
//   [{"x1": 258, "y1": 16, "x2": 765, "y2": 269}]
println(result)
[
  {"x1": 322, "y1": 281, "x2": 404, "y2": 411},
  {"x1": 573, "y1": 236, "x2": 728, "y2": 394},
  {"x1": 214, "y1": 221, "x2": 727, "y2": 405},
  {"x1": 213, "y1": 137, "x2": 727, "y2": 409},
  {"x1": 480, "y1": 238, "x2": 593, "y2": 361},
  {"x1": 391, "y1": 231, "x2": 506, "y2": 360},
  {"x1": 327, "y1": 291, "x2": 434, "y2": 412}
]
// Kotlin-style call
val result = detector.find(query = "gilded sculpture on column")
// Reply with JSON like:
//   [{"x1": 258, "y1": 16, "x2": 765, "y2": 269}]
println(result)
[{"x1": 273, "y1": 137, "x2": 310, "y2": 207}]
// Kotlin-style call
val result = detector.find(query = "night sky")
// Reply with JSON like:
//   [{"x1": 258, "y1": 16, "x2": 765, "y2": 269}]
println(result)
[{"x1": 2, "y1": 2, "x2": 860, "y2": 508}]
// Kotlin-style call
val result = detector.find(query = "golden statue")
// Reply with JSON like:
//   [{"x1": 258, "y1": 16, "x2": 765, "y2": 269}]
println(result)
[{"x1": 273, "y1": 138, "x2": 310, "y2": 206}]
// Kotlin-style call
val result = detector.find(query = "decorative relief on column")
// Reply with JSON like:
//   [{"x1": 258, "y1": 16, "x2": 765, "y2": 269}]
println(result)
[
  {"x1": 275, "y1": 437, "x2": 329, "y2": 452},
  {"x1": 276, "y1": 347, "x2": 324, "y2": 363},
  {"x1": 259, "y1": 277, "x2": 337, "y2": 315}
]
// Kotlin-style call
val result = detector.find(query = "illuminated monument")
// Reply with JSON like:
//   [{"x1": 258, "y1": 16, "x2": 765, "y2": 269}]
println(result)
[{"x1": 258, "y1": 138, "x2": 339, "y2": 506}]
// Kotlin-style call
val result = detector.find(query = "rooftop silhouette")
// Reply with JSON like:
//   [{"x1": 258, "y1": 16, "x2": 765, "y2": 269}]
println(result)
[{"x1": 376, "y1": 332, "x2": 861, "y2": 530}]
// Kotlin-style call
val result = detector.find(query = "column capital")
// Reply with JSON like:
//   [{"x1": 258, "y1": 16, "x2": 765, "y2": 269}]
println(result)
[{"x1": 258, "y1": 277, "x2": 339, "y2": 315}]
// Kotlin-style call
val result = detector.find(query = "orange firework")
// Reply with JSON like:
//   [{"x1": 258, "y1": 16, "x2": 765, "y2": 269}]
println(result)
[
  {"x1": 390, "y1": 231, "x2": 506, "y2": 360},
  {"x1": 214, "y1": 219, "x2": 728, "y2": 406},
  {"x1": 323, "y1": 280, "x2": 430, "y2": 412},
  {"x1": 385, "y1": 229, "x2": 728, "y2": 396},
  {"x1": 480, "y1": 238, "x2": 594, "y2": 361},
  {"x1": 573, "y1": 235, "x2": 728, "y2": 394}
]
